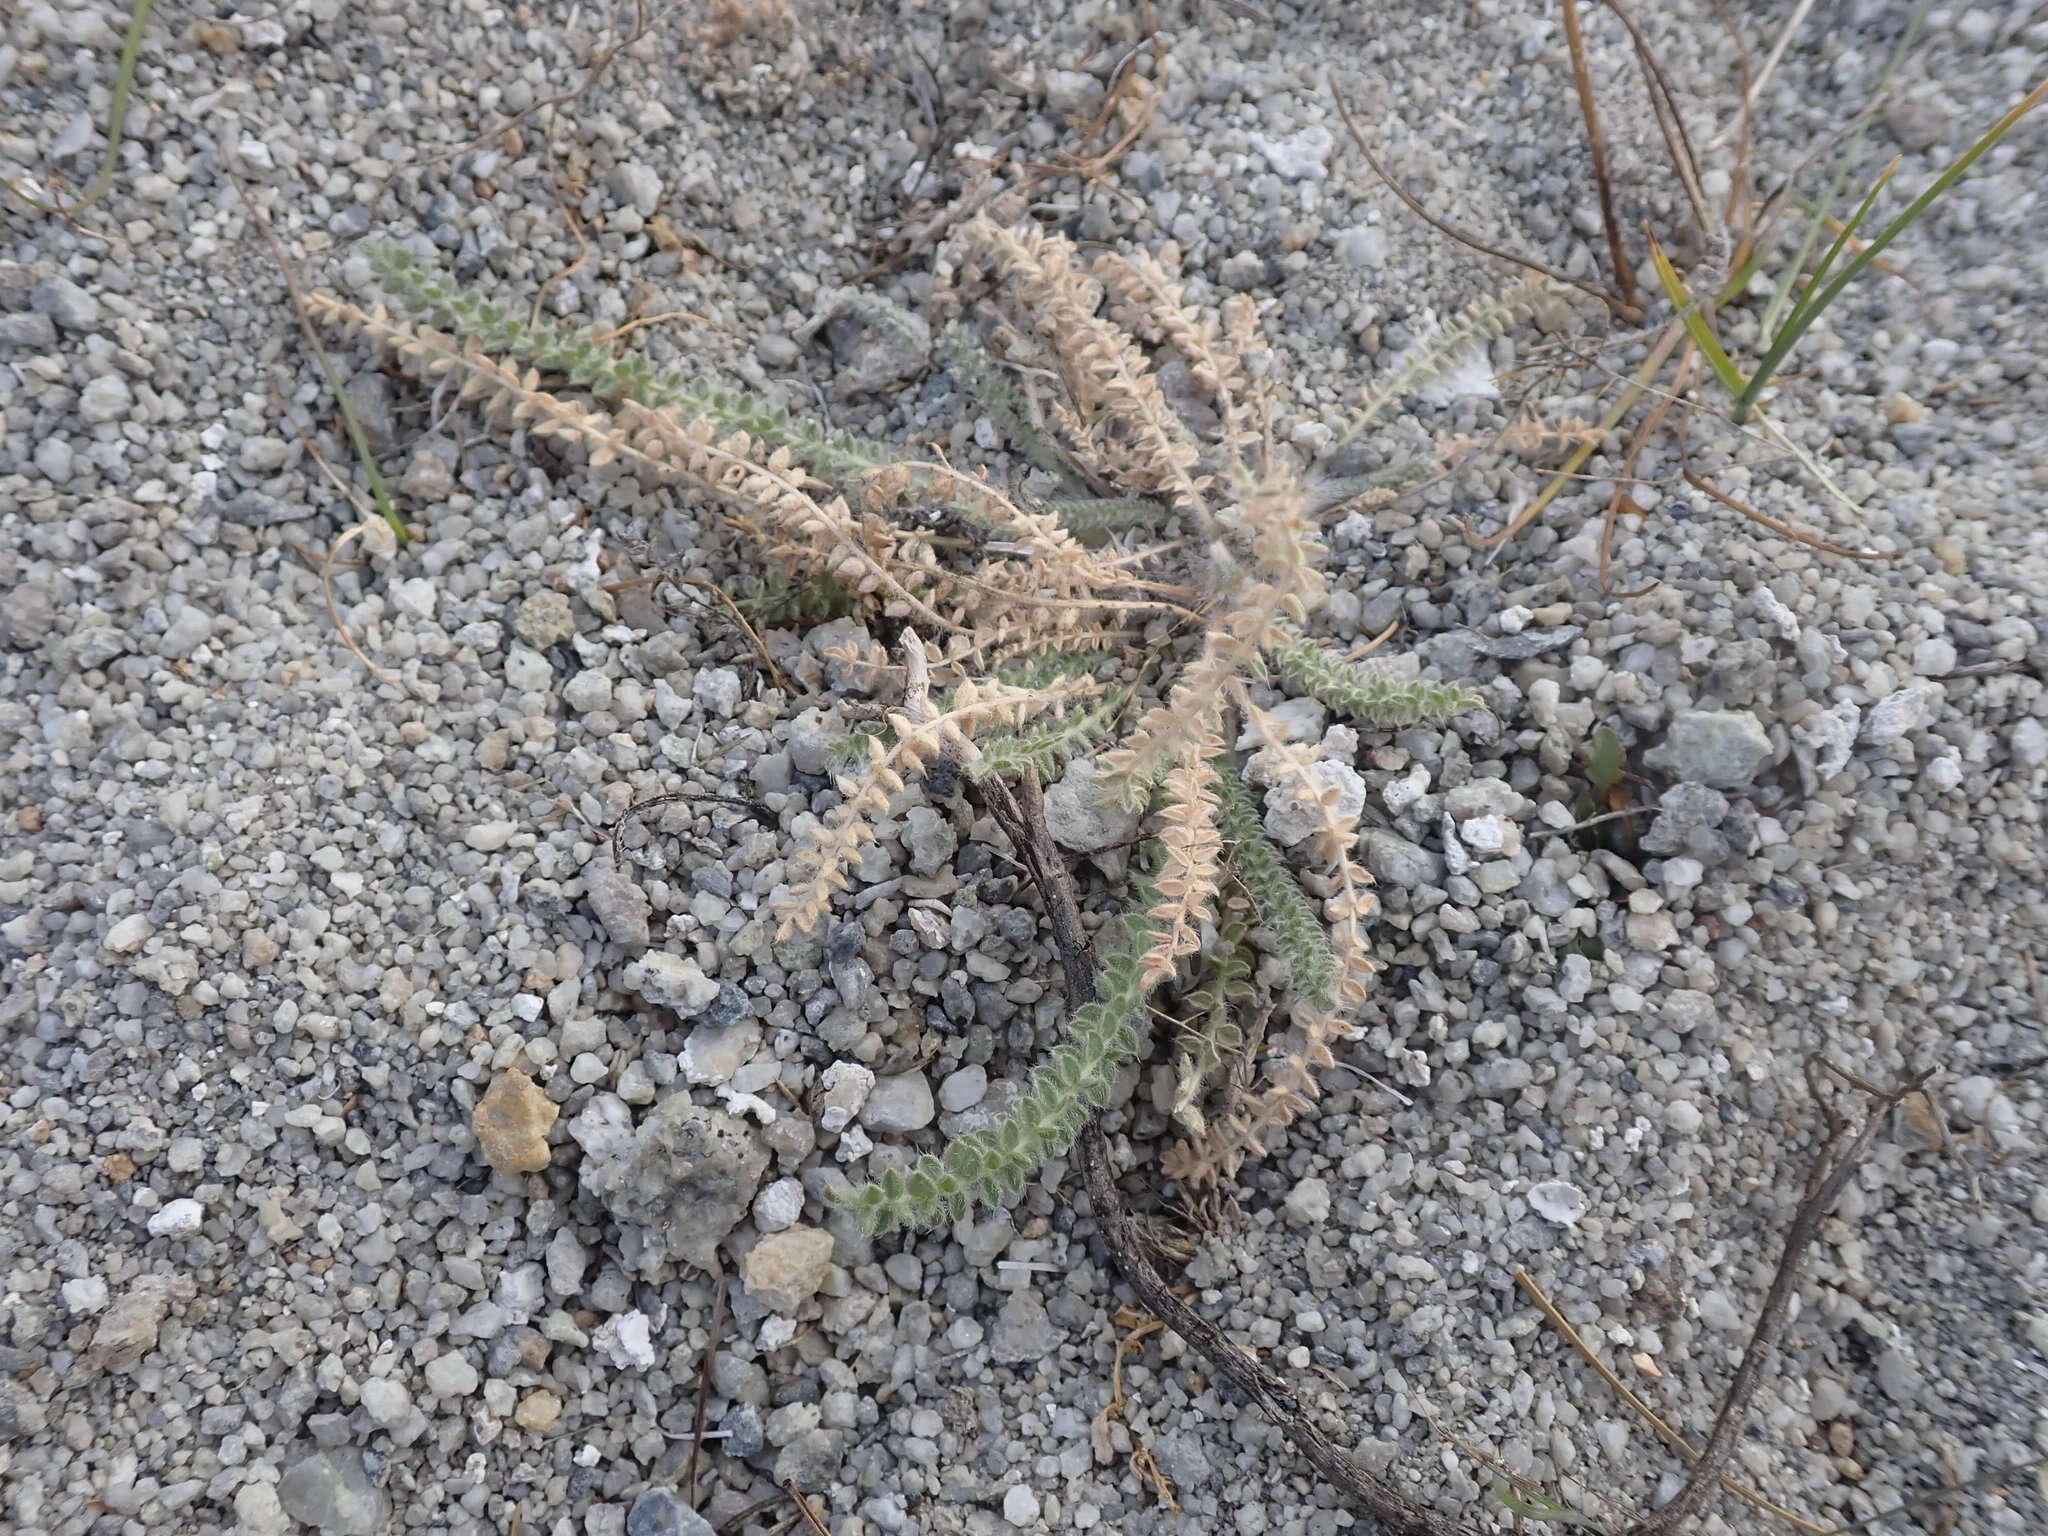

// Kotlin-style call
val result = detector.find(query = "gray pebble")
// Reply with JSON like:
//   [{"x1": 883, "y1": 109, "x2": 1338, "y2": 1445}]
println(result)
[
  {"x1": 693, "y1": 666, "x2": 742, "y2": 718},
  {"x1": 423, "y1": 1352, "x2": 478, "y2": 1397},
  {"x1": 585, "y1": 866, "x2": 653, "y2": 948},
  {"x1": 937, "y1": 1064, "x2": 987, "y2": 1113},
  {"x1": 358, "y1": 1378, "x2": 411, "y2": 1427},
  {"x1": 1643, "y1": 711, "x2": 1773, "y2": 788},
  {"x1": 1332, "y1": 225, "x2": 1386, "y2": 269},
  {"x1": 277, "y1": 1449, "x2": 388, "y2": 1536},
  {"x1": 861, "y1": 1072, "x2": 935, "y2": 1133},
  {"x1": 989, "y1": 1290, "x2": 1058, "y2": 1363},
  {"x1": 625, "y1": 953, "x2": 722, "y2": 1014},
  {"x1": 1363, "y1": 828, "x2": 1443, "y2": 889},
  {"x1": 0, "y1": 311, "x2": 58, "y2": 347},
  {"x1": 78, "y1": 373, "x2": 133, "y2": 424},
  {"x1": 611, "y1": 162, "x2": 664, "y2": 216},
  {"x1": 33, "y1": 274, "x2": 101, "y2": 331},
  {"x1": 626, "y1": 1487, "x2": 713, "y2": 1536},
  {"x1": 157, "y1": 605, "x2": 213, "y2": 659}
]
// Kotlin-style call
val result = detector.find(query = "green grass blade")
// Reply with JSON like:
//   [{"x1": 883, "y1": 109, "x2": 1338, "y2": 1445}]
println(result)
[
  {"x1": 1, "y1": 0, "x2": 155, "y2": 217},
  {"x1": 1778, "y1": 155, "x2": 1898, "y2": 343},
  {"x1": 1738, "y1": 74, "x2": 2048, "y2": 422},
  {"x1": 1646, "y1": 233, "x2": 1747, "y2": 398},
  {"x1": 1756, "y1": 0, "x2": 1934, "y2": 339}
]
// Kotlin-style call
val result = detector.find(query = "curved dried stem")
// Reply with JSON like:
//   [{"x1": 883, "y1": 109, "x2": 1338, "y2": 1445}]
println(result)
[{"x1": 1330, "y1": 75, "x2": 1637, "y2": 318}]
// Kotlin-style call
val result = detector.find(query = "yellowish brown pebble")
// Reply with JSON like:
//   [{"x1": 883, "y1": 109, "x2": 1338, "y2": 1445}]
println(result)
[
  {"x1": 514, "y1": 1389, "x2": 562, "y2": 1432},
  {"x1": 473, "y1": 1068, "x2": 557, "y2": 1172}
]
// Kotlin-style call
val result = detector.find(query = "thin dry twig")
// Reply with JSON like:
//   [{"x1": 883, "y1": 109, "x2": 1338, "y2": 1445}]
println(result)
[
  {"x1": 1561, "y1": 0, "x2": 1638, "y2": 314},
  {"x1": 239, "y1": 179, "x2": 406, "y2": 541},
  {"x1": 421, "y1": 0, "x2": 668, "y2": 168},
  {"x1": 535, "y1": 141, "x2": 596, "y2": 324},
  {"x1": 670, "y1": 575, "x2": 791, "y2": 692},
  {"x1": 321, "y1": 521, "x2": 406, "y2": 690},
  {"x1": 1329, "y1": 75, "x2": 1633, "y2": 316},
  {"x1": 1515, "y1": 1268, "x2": 1829, "y2": 1533},
  {"x1": 593, "y1": 309, "x2": 711, "y2": 346},
  {"x1": 609, "y1": 789, "x2": 772, "y2": 872},
  {"x1": 1676, "y1": 421, "x2": 1886, "y2": 562},
  {"x1": 683, "y1": 1268, "x2": 728, "y2": 1509},
  {"x1": 1467, "y1": 317, "x2": 1688, "y2": 552},
  {"x1": 1606, "y1": 0, "x2": 1712, "y2": 240},
  {"x1": 1725, "y1": 0, "x2": 1820, "y2": 146},
  {"x1": 1627, "y1": 1062, "x2": 1935, "y2": 1535},
  {"x1": 1093, "y1": 1306, "x2": 1181, "y2": 1510},
  {"x1": 1030, "y1": 28, "x2": 1167, "y2": 182},
  {"x1": 714, "y1": 1491, "x2": 789, "y2": 1536},
  {"x1": 781, "y1": 1482, "x2": 832, "y2": 1536},
  {"x1": 1596, "y1": 345, "x2": 1697, "y2": 597}
]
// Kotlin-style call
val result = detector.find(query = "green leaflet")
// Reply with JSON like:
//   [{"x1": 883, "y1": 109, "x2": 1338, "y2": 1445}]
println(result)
[
  {"x1": 834, "y1": 910, "x2": 1158, "y2": 1233},
  {"x1": 1266, "y1": 634, "x2": 1484, "y2": 727},
  {"x1": 365, "y1": 243, "x2": 893, "y2": 480},
  {"x1": 1215, "y1": 770, "x2": 1335, "y2": 1010}
]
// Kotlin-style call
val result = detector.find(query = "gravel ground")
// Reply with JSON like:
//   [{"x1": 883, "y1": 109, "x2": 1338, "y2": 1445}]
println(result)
[{"x1": 3, "y1": 3, "x2": 2046, "y2": 1535}]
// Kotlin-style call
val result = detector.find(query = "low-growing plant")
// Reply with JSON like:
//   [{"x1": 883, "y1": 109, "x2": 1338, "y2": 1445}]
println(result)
[{"x1": 311, "y1": 214, "x2": 1490, "y2": 1231}]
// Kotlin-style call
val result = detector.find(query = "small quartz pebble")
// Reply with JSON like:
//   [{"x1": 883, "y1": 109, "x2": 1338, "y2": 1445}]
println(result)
[
  {"x1": 817, "y1": 1062, "x2": 876, "y2": 1133},
  {"x1": 753, "y1": 1177, "x2": 805, "y2": 1233},
  {"x1": 104, "y1": 913, "x2": 153, "y2": 954},
  {"x1": 358, "y1": 1377, "x2": 412, "y2": 1427},
  {"x1": 514, "y1": 1389, "x2": 563, "y2": 1432},
  {"x1": 62, "y1": 1276, "x2": 110, "y2": 1313},
  {"x1": 147, "y1": 1198, "x2": 205, "y2": 1237},
  {"x1": 424, "y1": 1352, "x2": 479, "y2": 1398},
  {"x1": 625, "y1": 953, "x2": 722, "y2": 1014},
  {"x1": 465, "y1": 820, "x2": 519, "y2": 852},
  {"x1": 1528, "y1": 1181, "x2": 1588, "y2": 1227},
  {"x1": 1003, "y1": 1485, "x2": 1042, "y2": 1526},
  {"x1": 1283, "y1": 1176, "x2": 1331, "y2": 1226},
  {"x1": 594, "y1": 1309, "x2": 658, "y2": 1369}
]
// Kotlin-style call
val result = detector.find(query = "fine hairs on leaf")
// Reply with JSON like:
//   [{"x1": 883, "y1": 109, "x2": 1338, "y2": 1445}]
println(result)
[
  {"x1": 1216, "y1": 770, "x2": 1335, "y2": 1011},
  {"x1": 1266, "y1": 634, "x2": 1486, "y2": 727},
  {"x1": 1340, "y1": 276, "x2": 1548, "y2": 442},
  {"x1": 836, "y1": 908, "x2": 1159, "y2": 1234},
  {"x1": 939, "y1": 322, "x2": 1072, "y2": 483},
  {"x1": 1170, "y1": 909, "x2": 1254, "y2": 1136}
]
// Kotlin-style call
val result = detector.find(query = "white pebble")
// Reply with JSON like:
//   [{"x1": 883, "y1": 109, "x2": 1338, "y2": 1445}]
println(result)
[
  {"x1": 104, "y1": 913, "x2": 153, "y2": 953},
  {"x1": 465, "y1": 821, "x2": 518, "y2": 852},
  {"x1": 593, "y1": 1309, "x2": 657, "y2": 1369},
  {"x1": 423, "y1": 1352, "x2": 479, "y2": 1397},
  {"x1": 1527, "y1": 1181, "x2": 1587, "y2": 1227},
  {"x1": 753, "y1": 1178, "x2": 805, "y2": 1233},
  {"x1": 147, "y1": 1198, "x2": 206, "y2": 1237},
  {"x1": 358, "y1": 1377, "x2": 413, "y2": 1426}
]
